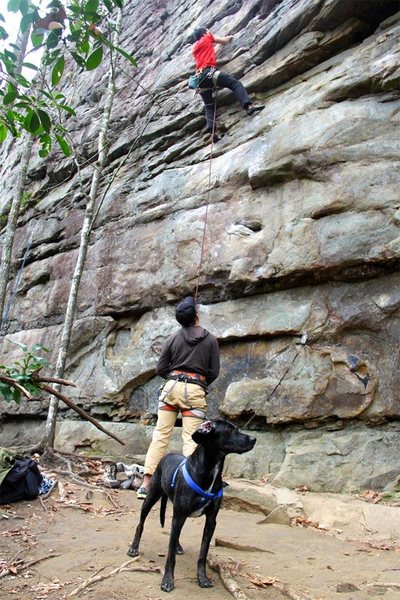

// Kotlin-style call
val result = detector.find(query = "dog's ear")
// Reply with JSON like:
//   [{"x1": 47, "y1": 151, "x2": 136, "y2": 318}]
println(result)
[{"x1": 192, "y1": 420, "x2": 215, "y2": 443}]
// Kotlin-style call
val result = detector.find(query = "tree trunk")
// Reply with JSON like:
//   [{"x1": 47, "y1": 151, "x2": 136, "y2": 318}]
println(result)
[{"x1": 45, "y1": 10, "x2": 123, "y2": 447}]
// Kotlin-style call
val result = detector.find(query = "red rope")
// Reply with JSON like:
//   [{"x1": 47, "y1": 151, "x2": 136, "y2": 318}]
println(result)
[{"x1": 194, "y1": 91, "x2": 218, "y2": 303}]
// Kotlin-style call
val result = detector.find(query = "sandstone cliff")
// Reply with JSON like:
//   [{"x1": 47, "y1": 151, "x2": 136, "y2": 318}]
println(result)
[{"x1": 1, "y1": 0, "x2": 399, "y2": 492}]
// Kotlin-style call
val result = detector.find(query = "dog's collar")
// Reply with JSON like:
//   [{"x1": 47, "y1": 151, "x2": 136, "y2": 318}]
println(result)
[{"x1": 171, "y1": 459, "x2": 223, "y2": 505}]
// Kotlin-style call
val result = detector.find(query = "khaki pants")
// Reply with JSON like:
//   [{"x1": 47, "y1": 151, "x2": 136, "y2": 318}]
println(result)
[{"x1": 144, "y1": 380, "x2": 207, "y2": 476}]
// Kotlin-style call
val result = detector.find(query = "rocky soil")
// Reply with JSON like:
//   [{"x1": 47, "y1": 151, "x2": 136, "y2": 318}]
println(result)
[
  {"x1": 1, "y1": 471, "x2": 400, "y2": 600},
  {"x1": 1, "y1": 0, "x2": 400, "y2": 491}
]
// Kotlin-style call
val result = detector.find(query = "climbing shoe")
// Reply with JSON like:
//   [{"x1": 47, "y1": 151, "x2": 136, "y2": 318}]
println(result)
[
  {"x1": 246, "y1": 102, "x2": 264, "y2": 115},
  {"x1": 136, "y1": 486, "x2": 148, "y2": 500},
  {"x1": 103, "y1": 463, "x2": 120, "y2": 488},
  {"x1": 205, "y1": 125, "x2": 223, "y2": 143}
]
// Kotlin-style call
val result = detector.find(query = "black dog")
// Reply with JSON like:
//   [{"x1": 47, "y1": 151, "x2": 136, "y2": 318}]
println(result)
[{"x1": 128, "y1": 419, "x2": 256, "y2": 592}]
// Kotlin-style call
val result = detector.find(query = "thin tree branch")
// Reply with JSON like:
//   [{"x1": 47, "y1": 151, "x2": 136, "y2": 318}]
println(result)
[{"x1": 41, "y1": 384, "x2": 125, "y2": 446}]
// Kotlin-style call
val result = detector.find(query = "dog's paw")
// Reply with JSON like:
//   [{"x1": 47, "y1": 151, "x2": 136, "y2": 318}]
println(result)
[
  {"x1": 161, "y1": 577, "x2": 174, "y2": 592},
  {"x1": 198, "y1": 576, "x2": 213, "y2": 588},
  {"x1": 127, "y1": 546, "x2": 139, "y2": 557}
]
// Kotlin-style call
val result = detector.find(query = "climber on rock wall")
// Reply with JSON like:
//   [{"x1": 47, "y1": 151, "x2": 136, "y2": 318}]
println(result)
[{"x1": 191, "y1": 27, "x2": 264, "y2": 142}]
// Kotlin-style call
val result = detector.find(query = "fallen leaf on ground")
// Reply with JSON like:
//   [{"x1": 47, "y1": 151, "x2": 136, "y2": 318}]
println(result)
[
  {"x1": 245, "y1": 572, "x2": 280, "y2": 587},
  {"x1": 291, "y1": 516, "x2": 328, "y2": 531}
]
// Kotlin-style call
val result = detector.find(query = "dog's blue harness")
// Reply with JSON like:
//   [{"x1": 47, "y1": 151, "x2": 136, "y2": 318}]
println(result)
[{"x1": 171, "y1": 459, "x2": 223, "y2": 509}]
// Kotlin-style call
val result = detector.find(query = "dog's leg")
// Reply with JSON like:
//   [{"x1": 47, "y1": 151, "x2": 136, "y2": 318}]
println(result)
[
  {"x1": 197, "y1": 510, "x2": 218, "y2": 588},
  {"x1": 161, "y1": 513, "x2": 186, "y2": 592},
  {"x1": 128, "y1": 485, "x2": 162, "y2": 557}
]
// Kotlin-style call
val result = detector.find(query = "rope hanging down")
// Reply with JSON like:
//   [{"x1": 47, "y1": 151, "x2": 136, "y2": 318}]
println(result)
[{"x1": 194, "y1": 90, "x2": 218, "y2": 303}]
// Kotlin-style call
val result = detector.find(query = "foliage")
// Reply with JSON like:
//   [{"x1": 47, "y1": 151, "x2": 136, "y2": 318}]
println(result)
[
  {"x1": 0, "y1": 342, "x2": 49, "y2": 404},
  {"x1": 0, "y1": 0, "x2": 136, "y2": 156}
]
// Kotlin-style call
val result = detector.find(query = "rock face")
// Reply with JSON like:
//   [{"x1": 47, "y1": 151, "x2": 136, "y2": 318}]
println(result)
[{"x1": 0, "y1": 0, "x2": 399, "y2": 492}]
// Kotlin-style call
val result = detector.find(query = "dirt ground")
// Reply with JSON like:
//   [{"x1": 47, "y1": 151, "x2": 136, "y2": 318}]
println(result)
[{"x1": 1, "y1": 470, "x2": 400, "y2": 600}]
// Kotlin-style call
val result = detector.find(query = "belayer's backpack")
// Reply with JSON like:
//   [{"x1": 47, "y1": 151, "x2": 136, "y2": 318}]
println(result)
[{"x1": 0, "y1": 456, "x2": 43, "y2": 504}]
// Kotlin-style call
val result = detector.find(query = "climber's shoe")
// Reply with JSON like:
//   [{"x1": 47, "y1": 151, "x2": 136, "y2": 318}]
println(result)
[
  {"x1": 246, "y1": 102, "x2": 264, "y2": 115},
  {"x1": 206, "y1": 127, "x2": 221, "y2": 143}
]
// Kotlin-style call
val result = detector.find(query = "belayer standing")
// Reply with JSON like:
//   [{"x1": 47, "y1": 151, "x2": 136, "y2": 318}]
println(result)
[
  {"x1": 137, "y1": 296, "x2": 220, "y2": 499},
  {"x1": 191, "y1": 27, "x2": 264, "y2": 142}
]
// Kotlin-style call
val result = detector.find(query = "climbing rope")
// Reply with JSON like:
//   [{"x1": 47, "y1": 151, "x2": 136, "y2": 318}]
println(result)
[{"x1": 194, "y1": 89, "x2": 218, "y2": 303}]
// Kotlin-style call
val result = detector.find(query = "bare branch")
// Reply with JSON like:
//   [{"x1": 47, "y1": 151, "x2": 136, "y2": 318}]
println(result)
[{"x1": 41, "y1": 383, "x2": 125, "y2": 446}]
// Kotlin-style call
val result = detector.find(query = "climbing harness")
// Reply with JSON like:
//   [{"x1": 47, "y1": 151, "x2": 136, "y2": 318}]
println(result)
[
  {"x1": 170, "y1": 457, "x2": 223, "y2": 510},
  {"x1": 158, "y1": 373, "x2": 207, "y2": 418},
  {"x1": 188, "y1": 67, "x2": 219, "y2": 91},
  {"x1": 169, "y1": 369, "x2": 206, "y2": 383}
]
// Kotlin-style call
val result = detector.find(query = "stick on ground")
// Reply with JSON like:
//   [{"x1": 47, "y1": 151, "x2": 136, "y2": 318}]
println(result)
[
  {"x1": 67, "y1": 557, "x2": 160, "y2": 597},
  {"x1": 207, "y1": 555, "x2": 250, "y2": 600},
  {"x1": 215, "y1": 537, "x2": 275, "y2": 554}
]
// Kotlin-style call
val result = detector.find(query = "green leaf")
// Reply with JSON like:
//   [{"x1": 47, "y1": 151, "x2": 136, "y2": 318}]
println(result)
[
  {"x1": 80, "y1": 39, "x2": 90, "y2": 54},
  {"x1": 3, "y1": 84, "x2": 18, "y2": 105},
  {"x1": 31, "y1": 30, "x2": 44, "y2": 48},
  {"x1": 0, "y1": 382, "x2": 14, "y2": 402},
  {"x1": 0, "y1": 26, "x2": 8, "y2": 41},
  {"x1": 7, "y1": 0, "x2": 20, "y2": 13},
  {"x1": 24, "y1": 109, "x2": 41, "y2": 134},
  {"x1": 0, "y1": 123, "x2": 7, "y2": 142},
  {"x1": 12, "y1": 387, "x2": 21, "y2": 404},
  {"x1": 38, "y1": 133, "x2": 51, "y2": 157},
  {"x1": 103, "y1": 0, "x2": 113, "y2": 11},
  {"x1": 13, "y1": 101, "x2": 30, "y2": 109},
  {"x1": 85, "y1": 0, "x2": 99, "y2": 14},
  {"x1": 51, "y1": 54, "x2": 64, "y2": 86},
  {"x1": 37, "y1": 109, "x2": 51, "y2": 133},
  {"x1": 20, "y1": 12, "x2": 35, "y2": 33},
  {"x1": 46, "y1": 30, "x2": 60, "y2": 49},
  {"x1": 37, "y1": 88, "x2": 53, "y2": 101},
  {"x1": 19, "y1": 0, "x2": 29, "y2": 15},
  {"x1": 58, "y1": 103, "x2": 76, "y2": 117},
  {"x1": 100, "y1": 34, "x2": 137, "y2": 67},
  {"x1": 4, "y1": 49, "x2": 17, "y2": 61},
  {"x1": 14, "y1": 73, "x2": 30, "y2": 88},
  {"x1": 0, "y1": 12, "x2": 5, "y2": 22},
  {"x1": 55, "y1": 123, "x2": 67, "y2": 133},
  {"x1": 3, "y1": 91, "x2": 17, "y2": 105},
  {"x1": 116, "y1": 45, "x2": 137, "y2": 67},
  {"x1": 70, "y1": 51, "x2": 86, "y2": 68},
  {"x1": 55, "y1": 133, "x2": 71, "y2": 156},
  {"x1": 86, "y1": 45, "x2": 103, "y2": 70},
  {"x1": 21, "y1": 61, "x2": 38, "y2": 71}
]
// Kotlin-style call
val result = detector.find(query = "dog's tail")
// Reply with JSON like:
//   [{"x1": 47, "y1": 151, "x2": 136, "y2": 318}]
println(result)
[{"x1": 160, "y1": 492, "x2": 168, "y2": 528}]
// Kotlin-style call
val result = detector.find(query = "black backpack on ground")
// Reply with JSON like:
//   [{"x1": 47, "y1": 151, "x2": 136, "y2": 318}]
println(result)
[{"x1": 0, "y1": 458, "x2": 43, "y2": 504}]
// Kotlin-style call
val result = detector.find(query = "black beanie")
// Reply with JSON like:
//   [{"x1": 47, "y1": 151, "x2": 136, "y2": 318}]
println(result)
[
  {"x1": 175, "y1": 296, "x2": 197, "y2": 326},
  {"x1": 192, "y1": 27, "x2": 207, "y2": 43}
]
